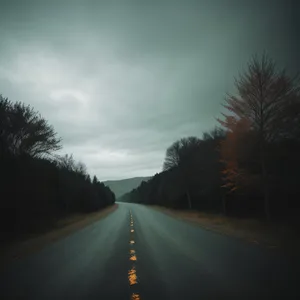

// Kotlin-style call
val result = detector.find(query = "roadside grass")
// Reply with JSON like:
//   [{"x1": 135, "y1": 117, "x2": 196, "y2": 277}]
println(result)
[
  {"x1": 0, "y1": 204, "x2": 118, "y2": 269},
  {"x1": 150, "y1": 205, "x2": 300, "y2": 255}
]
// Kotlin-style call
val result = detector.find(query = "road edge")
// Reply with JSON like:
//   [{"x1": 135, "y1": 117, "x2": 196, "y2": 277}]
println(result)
[
  {"x1": 146, "y1": 205, "x2": 291, "y2": 255},
  {"x1": 0, "y1": 204, "x2": 118, "y2": 269}
]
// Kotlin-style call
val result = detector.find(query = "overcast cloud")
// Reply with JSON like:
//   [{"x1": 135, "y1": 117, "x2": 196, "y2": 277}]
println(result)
[{"x1": 0, "y1": 0, "x2": 299, "y2": 180}]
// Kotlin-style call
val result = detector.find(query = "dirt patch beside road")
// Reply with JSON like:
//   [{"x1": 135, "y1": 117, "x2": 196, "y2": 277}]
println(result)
[
  {"x1": 150, "y1": 205, "x2": 300, "y2": 256},
  {"x1": 0, "y1": 204, "x2": 118, "y2": 269}
]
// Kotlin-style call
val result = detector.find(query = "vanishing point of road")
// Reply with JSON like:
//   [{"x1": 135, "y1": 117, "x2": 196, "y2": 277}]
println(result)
[{"x1": 0, "y1": 203, "x2": 299, "y2": 299}]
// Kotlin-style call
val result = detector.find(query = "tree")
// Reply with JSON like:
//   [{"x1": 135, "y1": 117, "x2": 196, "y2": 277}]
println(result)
[
  {"x1": 202, "y1": 126, "x2": 226, "y2": 142},
  {"x1": 56, "y1": 154, "x2": 76, "y2": 171},
  {"x1": 0, "y1": 96, "x2": 11, "y2": 156},
  {"x1": 218, "y1": 53, "x2": 300, "y2": 220},
  {"x1": 199, "y1": 127, "x2": 226, "y2": 212},
  {"x1": 0, "y1": 95, "x2": 116, "y2": 243},
  {"x1": 0, "y1": 95, "x2": 61, "y2": 158},
  {"x1": 76, "y1": 161, "x2": 88, "y2": 176},
  {"x1": 219, "y1": 118, "x2": 253, "y2": 191},
  {"x1": 163, "y1": 136, "x2": 202, "y2": 209},
  {"x1": 92, "y1": 175, "x2": 98, "y2": 185},
  {"x1": 56, "y1": 154, "x2": 87, "y2": 176}
]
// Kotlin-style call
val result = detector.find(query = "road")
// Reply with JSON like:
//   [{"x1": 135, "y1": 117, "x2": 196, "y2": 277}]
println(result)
[{"x1": 0, "y1": 203, "x2": 299, "y2": 299}]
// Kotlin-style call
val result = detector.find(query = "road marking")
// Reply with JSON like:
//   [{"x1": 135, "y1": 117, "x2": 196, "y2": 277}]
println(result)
[
  {"x1": 128, "y1": 266, "x2": 138, "y2": 285},
  {"x1": 128, "y1": 213, "x2": 141, "y2": 300}
]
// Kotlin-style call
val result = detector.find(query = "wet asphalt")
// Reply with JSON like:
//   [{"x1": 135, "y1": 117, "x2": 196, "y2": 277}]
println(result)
[{"x1": 0, "y1": 202, "x2": 299, "y2": 300}]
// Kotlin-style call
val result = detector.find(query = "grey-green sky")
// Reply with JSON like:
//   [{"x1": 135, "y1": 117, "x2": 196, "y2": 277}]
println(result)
[{"x1": 0, "y1": 0, "x2": 299, "y2": 180}]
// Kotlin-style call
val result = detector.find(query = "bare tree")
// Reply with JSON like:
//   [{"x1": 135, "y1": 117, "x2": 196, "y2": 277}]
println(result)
[
  {"x1": 0, "y1": 95, "x2": 61, "y2": 157},
  {"x1": 56, "y1": 154, "x2": 87, "y2": 176},
  {"x1": 163, "y1": 136, "x2": 202, "y2": 209},
  {"x1": 202, "y1": 126, "x2": 226, "y2": 142},
  {"x1": 218, "y1": 53, "x2": 300, "y2": 220},
  {"x1": 75, "y1": 161, "x2": 87, "y2": 176},
  {"x1": 56, "y1": 154, "x2": 76, "y2": 171}
]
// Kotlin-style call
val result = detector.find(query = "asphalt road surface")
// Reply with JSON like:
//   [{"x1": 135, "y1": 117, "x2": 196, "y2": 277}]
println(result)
[{"x1": 0, "y1": 203, "x2": 299, "y2": 299}]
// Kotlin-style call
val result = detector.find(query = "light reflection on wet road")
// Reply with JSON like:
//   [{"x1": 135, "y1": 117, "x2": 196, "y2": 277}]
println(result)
[{"x1": 0, "y1": 202, "x2": 299, "y2": 299}]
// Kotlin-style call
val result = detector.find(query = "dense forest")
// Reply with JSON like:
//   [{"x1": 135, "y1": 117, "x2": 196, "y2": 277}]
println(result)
[
  {"x1": 120, "y1": 54, "x2": 300, "y2": 225},
  {"x1": 0, "y1": 97, "x2": 115, "y2": 244}
]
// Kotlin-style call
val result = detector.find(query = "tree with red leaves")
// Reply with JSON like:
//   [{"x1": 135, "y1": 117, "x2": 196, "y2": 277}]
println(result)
[{"x1": 218, "y1": 53, "x2": 300, "y2": 220}]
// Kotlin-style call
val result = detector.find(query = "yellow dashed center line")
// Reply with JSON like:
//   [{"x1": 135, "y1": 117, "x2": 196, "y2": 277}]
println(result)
[
  {"x1": 131, "y1": 293, "x2": 141, "y2": 300},
  {"x1": 128, "y1": 266, "x2": 138, "y2": 285},
  {"x1": 130, "y1": 255, "x2": 137, "y2": 261},
  {"x1": 128, "y1": 212, "x2": 141, "y2": 300}
]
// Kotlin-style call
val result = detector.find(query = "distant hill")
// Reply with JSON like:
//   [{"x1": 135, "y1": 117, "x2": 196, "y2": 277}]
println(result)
[{"x1": 103, "y1": 176, "x2": 152, "y2": 199}]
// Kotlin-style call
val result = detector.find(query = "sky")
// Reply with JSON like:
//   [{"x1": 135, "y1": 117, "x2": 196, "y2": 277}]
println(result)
[{"x1": 0, "y1": 0, "x2": 299, "y2": 180}]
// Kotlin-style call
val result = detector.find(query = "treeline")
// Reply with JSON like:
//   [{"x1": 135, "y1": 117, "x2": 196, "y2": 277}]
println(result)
[
  {"x1": 0, "y1": 96, "x2": 115, "y2": 244},
  {"x1": 120, "y1": 54, "x2": 300, "y2": 223}
]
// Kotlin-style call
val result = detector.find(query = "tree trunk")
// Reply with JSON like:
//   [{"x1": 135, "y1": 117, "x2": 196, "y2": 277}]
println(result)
[
  {"x1": 263, "y1": 182, "x2": 271, "y2": 221},
  {"x1": 186, "y1": 189, "x2": 192, "y2": 209},
  {"x1": 222, "y1": 194, "x2": 227, "y2": 215},
  {"x1": 261, "y1": 160, "x2": 271, "y2": 221},
  {"x1": 261, "y1": 146, "x2": 271, "y2": 221}
]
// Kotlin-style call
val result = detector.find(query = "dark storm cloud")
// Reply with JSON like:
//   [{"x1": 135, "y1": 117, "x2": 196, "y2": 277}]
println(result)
[{"x1": 0, "y1": 0, "x2": 298, "y2": 180}]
